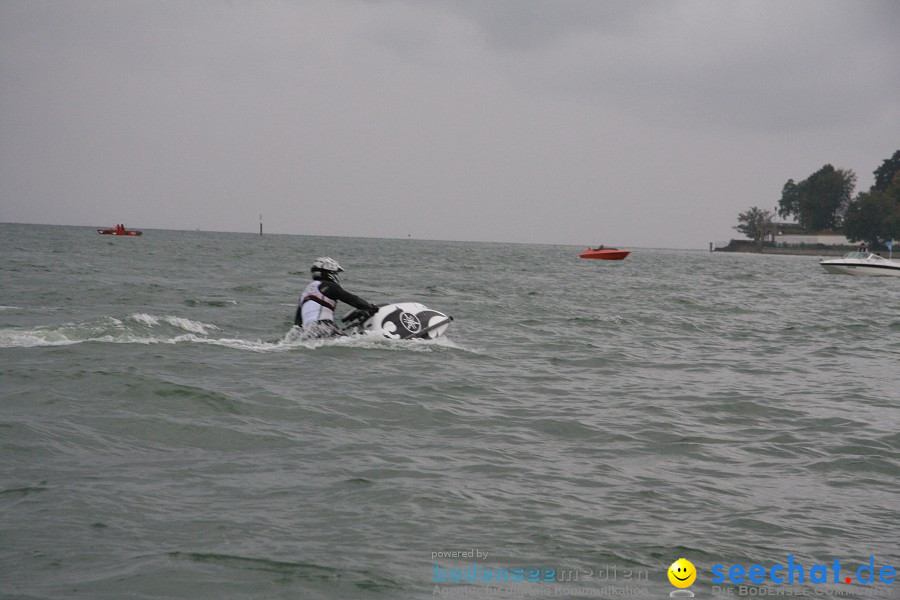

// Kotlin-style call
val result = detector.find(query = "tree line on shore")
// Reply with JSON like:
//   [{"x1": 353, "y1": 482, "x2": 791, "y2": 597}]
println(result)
[{"x1": 735, "y1": 149, "x2": 900, "y2": 249}]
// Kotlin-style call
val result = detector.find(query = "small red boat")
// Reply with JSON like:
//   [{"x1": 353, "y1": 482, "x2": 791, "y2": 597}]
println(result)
[
  {"x1": 579, "y1": 247, "x2": 630, "y2": 260},
  {"x1": 98, "y1": 224, "x2": 142, "y2": 236}
]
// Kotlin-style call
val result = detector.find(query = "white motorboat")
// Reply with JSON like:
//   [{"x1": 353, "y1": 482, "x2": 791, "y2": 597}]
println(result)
[{"x1": 820, "y1": 251, "x2": 900, "y2": 277}]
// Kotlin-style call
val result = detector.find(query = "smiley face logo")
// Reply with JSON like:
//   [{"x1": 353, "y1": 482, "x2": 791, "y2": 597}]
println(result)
[{"x1": 668, "y1": 558, "x2": 696, "y2": 588}]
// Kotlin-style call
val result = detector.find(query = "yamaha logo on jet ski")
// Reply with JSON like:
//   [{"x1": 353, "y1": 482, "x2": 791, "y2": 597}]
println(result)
[{"x1": 399, "y1": 311, "x2": 421, "y2": 333}]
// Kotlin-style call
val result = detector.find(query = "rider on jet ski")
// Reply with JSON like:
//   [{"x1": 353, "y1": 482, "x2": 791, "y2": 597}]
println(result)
[{"x1": 294, "y1": 257, "x2": 378, "y2": 337}]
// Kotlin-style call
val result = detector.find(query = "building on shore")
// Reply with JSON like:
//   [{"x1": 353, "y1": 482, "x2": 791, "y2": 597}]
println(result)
[
  {"x1": 713, "y1": 223, "x2": 857, "y2": 255},
  {"x1": 774, "y1": 231, "x2": 852, "y2": 246}
]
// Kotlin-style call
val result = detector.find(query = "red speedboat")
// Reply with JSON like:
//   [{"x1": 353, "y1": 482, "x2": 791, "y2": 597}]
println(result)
[
  {"x1": 579, "y1": 247, "x2": 630, "y2": 260},
  {"x1": 98, "y1": 224, "x2": 142, "y2": 236}
]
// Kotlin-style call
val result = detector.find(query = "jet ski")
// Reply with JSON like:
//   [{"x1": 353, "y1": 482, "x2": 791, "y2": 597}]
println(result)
[{"x1": 342, "y1": 302, "x2": 453, "y2": 340}]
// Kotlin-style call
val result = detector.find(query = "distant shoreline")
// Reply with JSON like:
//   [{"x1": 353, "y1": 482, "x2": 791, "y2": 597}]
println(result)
[
  {"x1": 712, "y1": 240, "x2": 862, "y2": 257},
  {"x1": 716, "y1": 246, "x2": 847, "y2": 257}
]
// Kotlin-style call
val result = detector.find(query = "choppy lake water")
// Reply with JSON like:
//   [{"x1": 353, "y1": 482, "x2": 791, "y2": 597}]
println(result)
[{"x1": 1, "y1": 223, "x2": 898, "y2": 599}]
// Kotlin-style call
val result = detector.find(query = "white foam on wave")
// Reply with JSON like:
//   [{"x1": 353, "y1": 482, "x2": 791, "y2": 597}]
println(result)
[
  {"x1": 0, "y1": 314, "x2": 219, "y2": 348},
  {"x1": 0, "y1": 316, "x2": 124, "y2": 347},
  {"x1": 180, "y1": 328, "x2": 464, "y2": 353},
  {"x1": 161, "y1": 327, "x2": 469, "y2": 353},
  {"x1": 0, "y1": 327, "x2": 154, "y2": 348},
  {"x1": 129, "y1": 313, "x2": 220, "y2": 335},
  {"x1": 0, "y1": 329, "x2": 79, "y2": 348},
  {"x1": 131, "y1": 313, "x2": 159, "y2": 327},
  {"x1": 164, "y1": 316, "x2": 219, "y2": 335},
  {"x1": 0, "y1": 316, "x2": 464, "y2": 352}
]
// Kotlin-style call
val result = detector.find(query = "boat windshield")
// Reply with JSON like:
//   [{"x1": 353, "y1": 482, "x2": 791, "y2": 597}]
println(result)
[{"x1": 843, "y1": 252, "x2": 873, "y2": 259}]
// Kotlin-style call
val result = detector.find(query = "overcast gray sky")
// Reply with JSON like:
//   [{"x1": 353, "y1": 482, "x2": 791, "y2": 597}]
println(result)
[{"x1": 1, "y1": 0, "x2": 898, "y2": 248}]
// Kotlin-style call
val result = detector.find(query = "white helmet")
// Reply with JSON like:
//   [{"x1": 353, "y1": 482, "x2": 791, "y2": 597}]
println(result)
[{"x1": 311, "y1": 256, "x2": 344, "y2": 282}]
